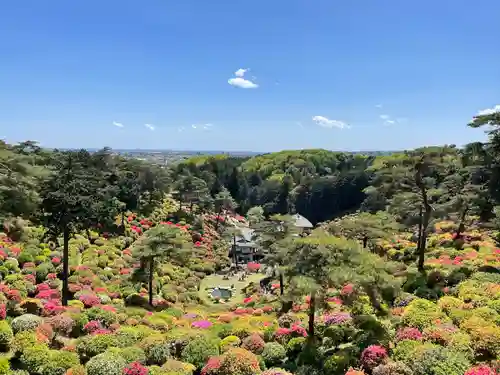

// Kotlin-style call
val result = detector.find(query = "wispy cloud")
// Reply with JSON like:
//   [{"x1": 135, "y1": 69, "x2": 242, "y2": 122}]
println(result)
[
  {"x1": 177, "y1": 126, "x2": 185, "y2": 133},
  {"x1": 192, "y1": 123, "x2": 214, "y2": 130},
  {"x1": 477, "y1": 104, "x2": 500, "y2": 116},
  {"x1": 228, "y1": 67, "x2": 259, "y2": 89},
  {"x1": 375, "y1": 104, "x2": 383, "y2": 108},
  {"x1": 379, "y1": 114, "x2": 405, "y2": 126},
  {"x1": 296, "y1": 121, "x2": 304, "y2": 128},
  {"x1": 112, "y1": 121, "x2": 124, "y2": 128},
  {"x1": 228, "y1": 77, "x2": 258, "y2": 89},
  {"x1": 235, "y1": 68, "x2": 248, "y2": 77},
  {"x1": 144, "y1": 124, "x2": 155, "y2": 131},
  {"x1": 312, "y1": 116, "x2": 349, "y2": 129}
]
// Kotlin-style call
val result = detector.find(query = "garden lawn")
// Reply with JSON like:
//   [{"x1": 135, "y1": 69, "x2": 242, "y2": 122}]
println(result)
[{"x1": 199, "y1": 272, "x2": 263, "y2": 304}]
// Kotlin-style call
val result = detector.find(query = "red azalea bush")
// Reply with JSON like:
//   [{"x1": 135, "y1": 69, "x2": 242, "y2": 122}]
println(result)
[
  {"x1": 360, "y1": 345, "x2": 388, "y2": 371},
  {"x1": 247, "y1": 262, "x2": 261, "y2": 272},
  {"x1": 201, "y1": 356, "x2": 223, "y2": 375},
  {"x1": 79, "y1": 294, "x2": 101, "y2": 308},
  {"x1": 464, "y1": 365, "x2": 497, "y2": 375},
  {"x1": 123, "y1": 362, "x2": 148, "y2": 375},
  {"x1": 242, "y1": 333, "x2": 266, "y2": 354},
  {"x1": 84, "y1": 320, "x2": 101, "y2": 333},
  {"x1": 395, "y1": 327, "x2": 423, "y2": 342}
]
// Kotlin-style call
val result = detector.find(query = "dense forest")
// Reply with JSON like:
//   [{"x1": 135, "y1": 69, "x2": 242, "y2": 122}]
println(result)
[{"x1": 0, "y1": 110, "x2": 498, "y2": 375}]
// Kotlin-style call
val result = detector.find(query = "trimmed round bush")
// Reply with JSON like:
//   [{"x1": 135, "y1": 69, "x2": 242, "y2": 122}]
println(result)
[
  {"x1": 412, "y1": 346, "x2": 470, "y2": 375},
  {"x1": 85, "y1": 353, "x2": 127, "y2": 375},
  {"x1": 217, "y1": 348, "x2": 260, "y2": 375},
  {"x1": 0, "y1": 320, "x2": 13, "y2": 351},
  {"x1": 40, "y1": 350, "x2": 80, "y2": 375},
  {"x1": 0, "y1": 357, "x2": 10, "y2": 375},
  {"x1": 11, "y1": 314, "x2": 43, "y2": 334},
  {"x1": 139, "y1": 334, "x2": 171, "y2": 365},
  {"x1": 65, "y1": 365, "x2": 86, "y2": 375},
  {"x1": 77, "y1": 334, "x2": 119, "y2": 359},
  {"x1": 242, "y1": 334, "x2": 265, "y2": 354},
  {"x1": 261, "y1": 342, "x2": 286, "y2": 367},
  {"x1": 402, "y1": 299, "x2": 447, "y2": 330},
  {"x1": 286, "y1": 337, "x2": 306, "y2": 358},
  {"x1": 85, "y1": 307, "x2": 118, "y2": 327},
  {"x1": 372, "y1": 361, "x2": 413, "y2": 375},
  {"x1": 106, "y1": 347, "x2": 146, "y2": 364},
  {"x1": 323, "y1": 353, "x2": 351, "y2": 375},
  {"x1": 261, "y1": 369, "x2": 294, "y2": 375},
  {"x1": 360, "y1": 345, "x2": 388, "y2": 371},
  {"x1": 220, "y1": 335, "x2": 241, "y2": 352},
  {"x1": 278, "y1": 314, "x2": 298, "y2": 328},
  {"x1": 181, "y1": 336, "x2": 219, "y2": 369},
  {"x1": 115, "y1": 327, "x2": 148, "y2": 347},
  {"x1": 20, "y1": 344, "x2": 51, "y2": 374},
  {"x1": 162, "y1": 359, "x2": 196, "y2": 375}
]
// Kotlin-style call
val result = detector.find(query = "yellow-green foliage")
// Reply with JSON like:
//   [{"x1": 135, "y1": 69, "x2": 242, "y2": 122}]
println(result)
[
  {"x1": 460, "y1": 316, "x2": 500, "y2": 357},
  {"x1": 219, "y1": 335, "x2": 241, "y2": 352},
  {"x1": 402, "y1": 299, "x2": 448, "y2": 330}
]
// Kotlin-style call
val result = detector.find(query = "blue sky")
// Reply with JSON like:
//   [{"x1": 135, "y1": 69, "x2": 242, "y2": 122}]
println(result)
[{"x1": 1, "y1": 1, "x2": 499, "y2": 152}]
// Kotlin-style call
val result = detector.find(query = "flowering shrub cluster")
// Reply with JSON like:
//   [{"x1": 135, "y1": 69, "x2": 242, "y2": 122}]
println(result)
[{"x1": 0, "y1": 209, "x2": 498, "y2": 375}]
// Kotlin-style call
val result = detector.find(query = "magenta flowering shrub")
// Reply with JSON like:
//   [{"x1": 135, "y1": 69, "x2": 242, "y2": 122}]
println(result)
[
  {"x1": 191, "y1": 320, "x2": 213, "y2": 329},
  {"x1": 360, "y1": 345, "x2": 388, "y2": 371},
  {"x1": 324, "y1": 312, "x2": 352, "y2": 325}
]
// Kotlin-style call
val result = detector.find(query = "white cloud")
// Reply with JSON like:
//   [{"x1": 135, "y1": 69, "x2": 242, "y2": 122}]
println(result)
[
  {"x1": 192, "y1": 123, "x2": 214, "y2": 130},
  {"x1": 477, "y1": 104, "x2": 500, "y2": 116},
  {"x1": 144, "y1": 124, "x2": 155, "y2": 131},
  {"x1": 235, "y1": 68, "x2": 248, "y2": 77},
  {"x1": 379, "y1": 115, "x2": 390, "y2": 120},
  {"x1": 177, "y1": 126, "x2": 185, "y2": 133},
  {"x1": 296, "y1": 121, "x2": 304, "y2": 128},
  {"x1": 112, "y1": 121, "x2": 124, "y2": 128},
  {"x1": 385, "y1": 120, "x2": 396, "y2": 125},
  {"x1": 375, "y1": 104, "x2": 383, "y2": 108},
  {"x1": 312, "y1": 116, "x2": 349, "y2": 129},
  {"x1": 228, "y1": 77, "x2": 259, "y2": 89}
]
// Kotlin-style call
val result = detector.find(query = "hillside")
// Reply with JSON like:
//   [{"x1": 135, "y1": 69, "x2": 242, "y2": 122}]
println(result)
[{"x1": 0, "y1": 111, "x2": 498, "y2": 375}]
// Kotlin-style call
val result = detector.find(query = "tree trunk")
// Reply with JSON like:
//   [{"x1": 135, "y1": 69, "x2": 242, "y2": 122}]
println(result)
[
  {"x1": 215, "y1": 207, "x2": 222, "y2": 231},
  {"x1": 148, "y1": 256, "x2": 154, "y2": 307},
  {"x1": 362, "y1": 235, "x2": 368, "y2": 249},
  {"x1": 308, "y1": 293, "x2": 316, "y2": 340},
  {"x1": 232, "y1": 235, "x2": 238, "y2": 267},
  {"x1": 190, "y1": 201, "x2": 194, "y2": 212},
  {"x1": 62, "y1": 226, "x2": 70, "y2": 306},
  {"x1": 417, "y1": 205, "x2": 423, "y2": 252},
  {"x1": 121, "y1": 211, "x2": 125, "y2": 227},
  {"x1": 279, "y1": 272, "x2": 284, "y2": 295},
  {"x1": 418, "y1": 211, "x2": 431, "y2": 271},
  {"x1": 455, "y1": 207, "x2": 469, "y2": 238},
  {"x1": 415, "y1": 165, "x2": 432, "y2": 272},
  {"x1": 364, "y1": 284, "x2": 384, "y2": 314}
]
